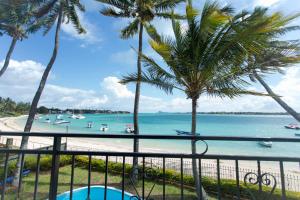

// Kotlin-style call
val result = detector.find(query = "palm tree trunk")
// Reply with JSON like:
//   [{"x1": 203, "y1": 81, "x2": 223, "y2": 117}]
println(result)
[
  {"x1": 191, "y1": 97, "x2": 208, "y2": 200},
  {"x1": 13, "y1": 5, "x2": 63, "y2": 189},
  {"x1": 132, "y1": 22, "x2": 143, "y2": 182},
  {"x1": 253, "y1": 71, "x2": 300, "y2": 122},
  {"x1": 132, "y1": 22, "x2": 144, "y2": 182},
  {"x1": 0, "y1": 37, "x2": 17, "y2": 78}
]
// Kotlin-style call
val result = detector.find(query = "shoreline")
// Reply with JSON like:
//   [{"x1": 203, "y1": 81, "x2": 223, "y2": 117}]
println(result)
[{"x1": 1, "y1": 116, "x2": 300, "y2": 177}]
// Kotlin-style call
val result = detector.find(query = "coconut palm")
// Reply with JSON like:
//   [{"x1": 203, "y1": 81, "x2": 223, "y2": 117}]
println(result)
[
  {"x1": 97, "y1": 0, "x2": 185, "y2": 180},
  {"x1": 247, "y1": 42, "x2": 300, "y2": 122},
  {"x1": 0, "y1": 0, "x2": 42, "y2": 78},
  {"x1": 121, "y1": 2, "x2": 288, "y2": 199},
  {"x1": 13, "y1": 0, "x2": 86, "y2": 188}
]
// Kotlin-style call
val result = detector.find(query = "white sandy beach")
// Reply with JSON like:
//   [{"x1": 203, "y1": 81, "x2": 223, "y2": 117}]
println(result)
[{"x1": 1, "y1": 115, "x2": 300, "y2": 185}]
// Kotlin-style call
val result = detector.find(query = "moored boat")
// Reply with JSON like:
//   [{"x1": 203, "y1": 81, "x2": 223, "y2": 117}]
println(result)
[
  {"x1": 175, "y1": 130, "x2": 192, "y2": 135},
  {"x1": 100, "y1": 124, "x2": 109, "y2": 132},
  {"x1": 258, "y1": 141, "x2": 272, "y2": 148},
  {"x1": 76, "y1": 114, "x2": 85, "y2": 119},
  {"x1": 125, "y1": 124, "x2": 134, "y2": 133},
  {"x1": 284, "y1": 124, "x2": 300, "y2": 130},
  {"x1": 54, "y1": 119, "x2": 70, "y2": 125},
  {"x1": 43, "y1": 118, "x2": 51, "y2": 123}
]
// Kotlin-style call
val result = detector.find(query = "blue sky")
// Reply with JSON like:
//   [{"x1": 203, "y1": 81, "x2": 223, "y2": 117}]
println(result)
[{"x1": 0, "y1": 0, "x2": 300, "y2": 112}]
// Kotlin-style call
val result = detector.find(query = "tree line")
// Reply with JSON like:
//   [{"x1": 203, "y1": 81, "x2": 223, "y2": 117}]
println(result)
[
  {"x1": 0, "y1": 97, "x2": 30, "y2": 116},
  {"x1": 38, "y1": 106, "x2": 130, "y2": 114},
  {"x1": 1, "y1": 0, "x2": 300, "y2": 199}
]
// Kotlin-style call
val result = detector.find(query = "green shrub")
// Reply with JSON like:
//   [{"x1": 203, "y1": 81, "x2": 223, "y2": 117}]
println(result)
[{"x1": 1, "y1": 154, "x2": 300, "y2": 199}]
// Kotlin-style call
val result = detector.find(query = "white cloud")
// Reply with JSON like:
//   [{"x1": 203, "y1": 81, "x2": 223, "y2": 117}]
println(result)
[
  {"x1": 272, "y1": 67, "x2": 300, "y2": 111},
  {"x1": 0, "y1": 60, "x2": 107, "y2": 109},
  {"x1": 102, "y1": 76, "x2": 134, "y2": 98},
  {"x1": 41, "y1": 84, "x2": 108, "y2": 109},
  {"x1": 61, "y1": 11, "x2": 101, "y2": 46},
  {"x1": 253, "y1": 0, "x2": 281, "y2": 7},
  {"x1": 1, "y1": 59, "x2": 299, "y2": 112}
]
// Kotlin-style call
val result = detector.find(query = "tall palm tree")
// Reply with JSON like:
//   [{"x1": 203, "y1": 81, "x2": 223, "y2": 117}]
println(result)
[
  {"x1": 241, "y1": 9, "x2": 300, "y2": 122},
  {"x1": 13, "y1": 0, "x2": 86, "y2": 188},
  {"x1": 121, "y1": 2, "x2": 286, "y2": 199},
  {"x1": 248, "y1": 40, "x2": 300, "y2": 121},
  {"x1": 0, "y1": 0, "x2": 41, "y2": 78},
  {"x1": 97, "y1": 0, "x2": 184, "y2": 180}
]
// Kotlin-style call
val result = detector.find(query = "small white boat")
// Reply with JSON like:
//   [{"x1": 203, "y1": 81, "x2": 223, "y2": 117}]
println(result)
[
  {"x1": 284, "y1": 124, "x2": 300, "y2": 130},
  {"x1": 69, "y1": 114, "x2": 85, "y2": 119},
  {"x1": 54, "y1": 119, "x2": 70, "y2": 125},
  {"x1": 76, "y1": 114, "x2": 85, "y2": 119},
  {"x1": 69, "y1": 114, "x2": 77, "y2": 119},
  {"x1": 258, "y1": 141, "x2": 272, "y2": 148},
  {"x1": 56, "y1": 114, "x2": 63, "y2": 120},
  {"x1": 125, "y1": 124, "x2": 134, "y2": 134},
  {"x1": 100, "y1": 124, "x2": 109, "y2": 132}
]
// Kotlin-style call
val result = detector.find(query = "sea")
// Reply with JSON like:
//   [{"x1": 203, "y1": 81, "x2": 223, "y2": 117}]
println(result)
[{"x1": 15, "y1": 113, "x2": 300, "y2": 157}]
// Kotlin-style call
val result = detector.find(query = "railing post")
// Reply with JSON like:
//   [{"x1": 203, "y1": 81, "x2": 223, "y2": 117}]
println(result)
[{"x1": 49, "y1": 136, "x2": 61, "y2": 200}]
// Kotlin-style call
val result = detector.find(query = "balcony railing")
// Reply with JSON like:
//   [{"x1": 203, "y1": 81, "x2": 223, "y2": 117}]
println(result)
[{"x1": 1, "y1": 132, "x2": 300, "y2": 200}]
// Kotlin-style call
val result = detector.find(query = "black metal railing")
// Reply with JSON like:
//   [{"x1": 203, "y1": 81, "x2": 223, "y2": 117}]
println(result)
[{"x1": 0, "y1": 132, "x2": 300, "y2": 200}]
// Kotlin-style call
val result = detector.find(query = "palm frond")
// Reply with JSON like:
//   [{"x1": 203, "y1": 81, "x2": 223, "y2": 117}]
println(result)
[
  {"x1": 120, "y1": 19, "x2": 139, "y2": 39},
  {"x1": 96, "y1": 0, "x2": 132, "y2": 10},
  {"x1": 100, "y1": 6, "x2": 130, "y2": 18},
  {"x1": 154, "y1": 0, "x2": 184, "y2": 12},
  {"x1": 65, "y1": 5, "x2": 86, "y2": 34},
  {"x1": 121, "y1": 72, "x2": 179, "y2": 94}
]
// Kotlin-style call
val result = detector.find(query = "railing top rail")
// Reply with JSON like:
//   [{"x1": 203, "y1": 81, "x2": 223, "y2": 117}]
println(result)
[
  {"x1": 1, "y1": 131, "x2": 300, "y2": 142},
  {"x1": 0, "y1": 148, "x2": 299, "y2": 161}
]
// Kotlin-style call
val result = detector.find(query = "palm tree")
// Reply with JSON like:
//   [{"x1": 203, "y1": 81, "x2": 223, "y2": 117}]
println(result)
[
  {"x1": 121, "y1": 2, "x2": 286, "y2": 199},
  {"x1": 13, "y1": 0, "x2": 86, "y2": 188},
  {"x1": 248, "y1": 41, "x2": 300, "y2": 121},
  {"x1": 97, "y1": 0, "x2": 184, "y2": 180},
  {"x1": 0, "y1": 0, "x2": 41, "y2": 78}
]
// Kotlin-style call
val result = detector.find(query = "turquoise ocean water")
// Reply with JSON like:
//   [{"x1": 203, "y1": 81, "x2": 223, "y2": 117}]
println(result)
[{"x1": 15, "y1": 113, "x2": 300, "y2": 157}]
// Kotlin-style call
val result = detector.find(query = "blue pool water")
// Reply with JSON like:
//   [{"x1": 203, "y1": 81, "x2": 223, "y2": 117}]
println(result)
[
  {"x1": 57, "y1": 186, "x2": 133, "y2": 200},
  {"x1": 15, "y1": 113, "x2": 300, "y2": 156}
]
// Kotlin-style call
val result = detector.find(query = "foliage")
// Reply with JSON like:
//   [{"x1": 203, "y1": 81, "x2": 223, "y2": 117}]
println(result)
[
  {"x1": 0, "y1": 0, "x2": 42, "y2": 40},
  {"x1": 97, "y1": 0, "x2": 185, "y2": 39},
  {"x1": 1, "y1": 155, "x2": 300, "y2": 199},
  {"x1": 121, "y1": 1, "x2": 282, "y2": 100},
  {"x1": 0, "y1": 96, "x2": 30, "y2": 116}
]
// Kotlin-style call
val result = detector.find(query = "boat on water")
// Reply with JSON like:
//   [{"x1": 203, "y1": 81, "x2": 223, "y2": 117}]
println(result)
[
  {"x1": 175, "y1": 130, "x2": 192, "y2": 135},
  {"x1": 43, "y1": 118, "x2": 51, "y2": 123},
  {"x1": 258, "y1": 141, "x2": 272, "y2": 148},
  {"x1": 54, "y1": 119, "x2": 70, "y2": 125},
  {"x1": 295, "y1": 133, "x2": 300, "y2": 137},
  {"x1": 56, "y1": 114, "x2": 63, "y2": 120},
  {"x1": 87, "y1": 121, "x2": 93, "y2": 128},
  {"x1": 125, "y1": 124, "x2": 134, "y2": 134},
  {"x1": 175, "y1": 130, "x2": 200, "y2": 136},
  {"x1": 76, "y1": 114, "x2": 85, "y2": 119},
  {"x1": 100, "y1": 124, "x2": 109, "y2": 132},
  {"x1": 284, "y1": 123, "x2": 300, "y2": 130},
  {"x1": 69, "y1": 114, "x2": 77, "y2": 119},
  {"x1": 69, "y1": 114, "x2": 85, "y2": 119}
]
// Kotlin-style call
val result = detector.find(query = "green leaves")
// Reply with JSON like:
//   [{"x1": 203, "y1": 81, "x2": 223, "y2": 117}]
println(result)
[
  {"x1": 128, "y1": 0, "x2": 286, "y2": 100},
  {"x1": 99, "y1": 0, "x2": 184, "y2": 39},
  {"x1": 33, "y1": 0, "x2": 86, "y2": 36},
  {"x1": 121, "y1": 19, "x2": 140, "y2": 39}
]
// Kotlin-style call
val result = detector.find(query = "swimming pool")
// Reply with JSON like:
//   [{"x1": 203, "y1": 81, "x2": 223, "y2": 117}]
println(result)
[{"x1": 57, "y1": 186, "x2": 135, "y2": 200}]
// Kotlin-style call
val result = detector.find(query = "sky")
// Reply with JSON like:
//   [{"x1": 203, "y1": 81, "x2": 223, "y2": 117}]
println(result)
[{"x1": 0, "y1": 0, "x2": 300, "y2": 113}]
